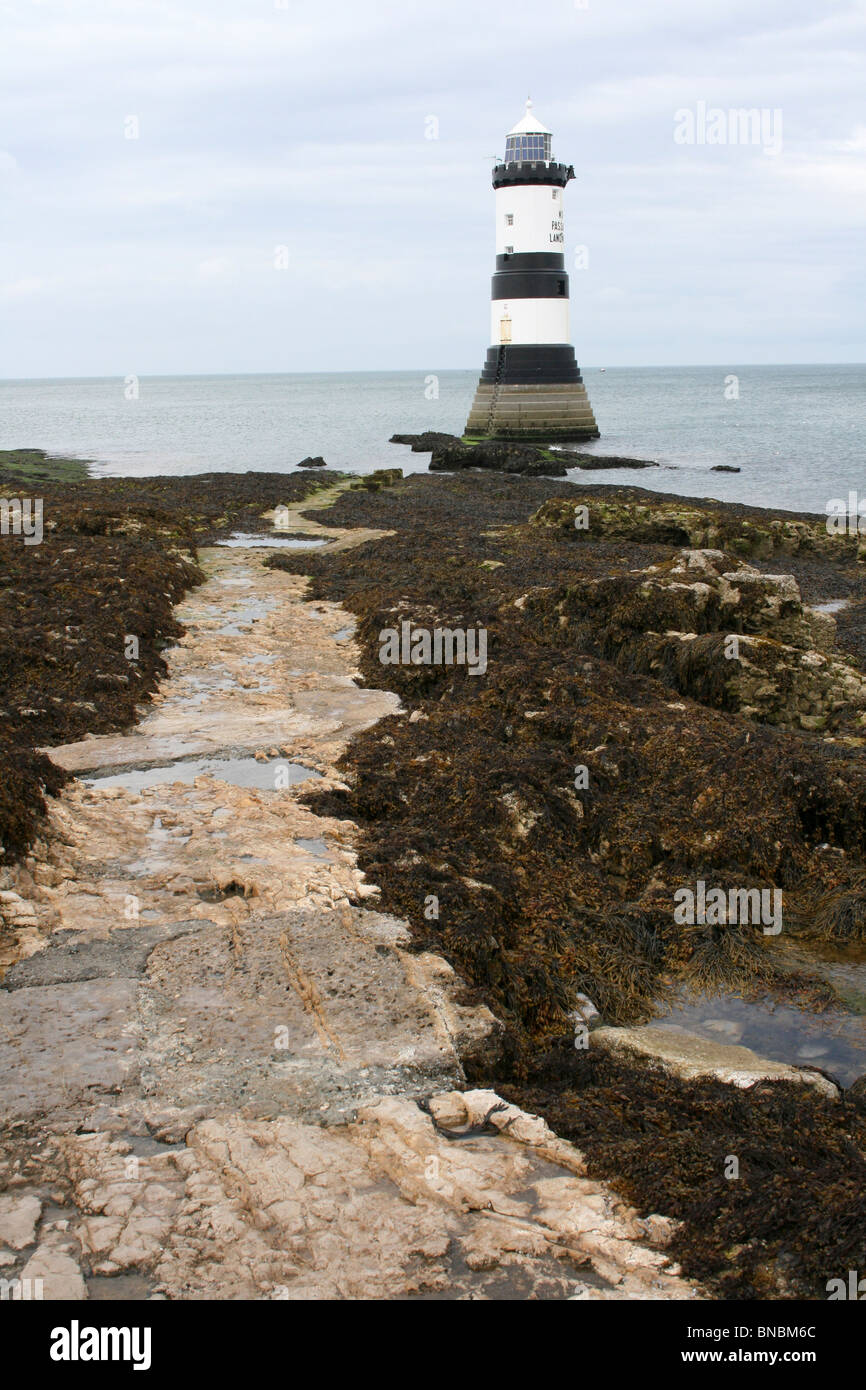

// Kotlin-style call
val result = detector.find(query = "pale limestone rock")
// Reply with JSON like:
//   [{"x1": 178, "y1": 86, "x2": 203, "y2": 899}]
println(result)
[
  {"x1": 20, "y1": 1246, "x2": 86, "y2": 1300},
  {"x1": 0, "y1": 1194, "x2": 42, "y2": 1250},
  {"x1": 592, "y1": 1025, "x2": 839, "y2": 1098}
]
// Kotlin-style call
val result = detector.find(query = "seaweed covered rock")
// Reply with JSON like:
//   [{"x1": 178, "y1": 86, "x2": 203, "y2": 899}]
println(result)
[
  {"x1": 533, "y1": 494, "x2": 865, "y2": 561},
  {"x1": 430, "y1": 438, "x2": 566, "y2": 477},
  {"x1": 391, "y1": 431, "x2": 563, "y2": 475},
  {"x1": 519, "y1": 547, "x2": 866, "y2": 730},
  {"x1": 632, "y1": 630, "x2": 866, "y2": 731},
  {"x1": 349, "y1": 468, "x2": 403, "y2": 492},
  {"x1": 389, "y1": 432, "x2": 461, "y2": 452}
]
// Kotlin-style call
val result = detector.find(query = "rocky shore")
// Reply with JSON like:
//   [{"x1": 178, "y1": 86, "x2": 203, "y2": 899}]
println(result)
[
  {"x1": 269, "y1": 470, "x2": 866, "y2": 1298},
  {"x1": 0, "y1": 464, "x2": 694, "y2": 1301},
  {"x1": 390, "y1": 432, "x2": 658, "y2": 475},
  {"x1": 2, "y1": 458, "x2": 865, "y2": 1300}
]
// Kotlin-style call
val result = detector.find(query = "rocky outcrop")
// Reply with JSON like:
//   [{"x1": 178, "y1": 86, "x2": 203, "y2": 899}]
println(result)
[
  {"x1": 349, "y1": 468, "x2": 403, "y2": 491},
  {"x1": 389, "y1": 432, "x2": 458, "y2": 452},
  {"x1": 519, "y1": 546, "x2": 866, "y2": 731},
  {"x1": 532, "y1": 493, "x2": 865, "y2": 560},
  {"x1": 297, "y1": 456, "x2": 327, "y2": 469},
  {"x1": 431, "y1": 438, "x2": 566, "y2": 476},
  {"x1": 390, "y1": 434, "x2": 657, "y2": 476}
]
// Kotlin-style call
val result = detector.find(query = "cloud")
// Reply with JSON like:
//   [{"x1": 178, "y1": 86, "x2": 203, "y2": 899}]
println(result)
[
  {"x1": 0, "y1": 0, "x2": 864, "y2": 373},
  {"x1": 0, "y1": 276, "x2": 44, "y2": 299},
  {"x1": 196, "y1": 255, "x2": 232, "y2": 279}
]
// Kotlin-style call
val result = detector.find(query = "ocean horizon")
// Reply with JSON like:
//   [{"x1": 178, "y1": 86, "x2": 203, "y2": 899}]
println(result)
[{"x1": 2, "y1": 362, "x2": 864, "y2": 514}]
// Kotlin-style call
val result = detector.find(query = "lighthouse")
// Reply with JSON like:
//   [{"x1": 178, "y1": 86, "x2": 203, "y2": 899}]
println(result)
[{"x1": 465, "y1": 101, "x2": 599, "y2": 441}]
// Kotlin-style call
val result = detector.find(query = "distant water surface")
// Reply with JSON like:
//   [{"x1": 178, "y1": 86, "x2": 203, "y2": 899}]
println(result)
[{"x1": 1, "y1": 365, "x2": 864, "y2": 513}]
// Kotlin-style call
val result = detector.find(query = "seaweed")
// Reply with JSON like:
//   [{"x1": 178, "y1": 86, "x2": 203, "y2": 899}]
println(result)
[
  {"x1": 269, "y1": 469, "x2": 866, "y2": 1298},
  {"x1": 0, "y1": 464, "x2": 334, "y2": 859}
]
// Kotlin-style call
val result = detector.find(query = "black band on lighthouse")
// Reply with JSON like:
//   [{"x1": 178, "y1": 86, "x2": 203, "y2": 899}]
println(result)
[
  {"x1": 479, "y1": 345, "x2": 584, "y2": 385},
  {"x1": 491, "y1": 269, "x2": 569, "y2": 300},
  {"x1": 495, "y1": 252, "x2": 565, "y2": 271}
]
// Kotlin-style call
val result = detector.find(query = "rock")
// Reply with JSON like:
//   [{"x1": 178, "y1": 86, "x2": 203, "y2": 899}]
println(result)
[
  {"x1": 516, "y1": 545, "x2": 866, "y2": 731},
  {"x1": 430, "y1": 437, "x2": 567, "y2": 477},
  {"x1": 0, "y1": 1194, "x2": 42, "y2": 1250},
  {"x1": 845, "y1": 1074, "x2": 866, "y2": 1112},
  {"x1": 350, "y1": 468, "x2": 404, "y2": 491},
  {"x1": 19, "y1": 1245, "x2": 87, "y2": 1300},
  {"x1": 559, "y1": 452, "x2": 659, "y2": 470},
  {"x1": 296, "y1": 456, "x2": 327, "y2": 469},
  {"x1": 711, "y1": 465, "x2": 741, "y2": 473},
  {"x1": 391, "y1": 433, "x2": 657, "y2": 474},
  {"x1": 531, "y1": 494, "x2": 853, "y2": 561},
  {"x1": 591, "y1": 1025, "x2": 840, "y2": 1098},
  {"x1": 389, "y1": 432, "x2": 460, "y2": 452}
]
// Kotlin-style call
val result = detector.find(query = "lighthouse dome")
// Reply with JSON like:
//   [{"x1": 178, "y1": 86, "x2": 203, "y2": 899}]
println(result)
[{"x1": 504, "y1": 99, "x2": 552, "y2": 163}]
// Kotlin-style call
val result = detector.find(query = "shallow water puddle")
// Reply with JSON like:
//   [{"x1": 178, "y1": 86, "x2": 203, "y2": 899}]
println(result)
[
  {"x1": 783, "y1": 939, "x2": 866, "y2": 1014},
  {"x1": 649, "y1": 986, "x2": 866, "y2": 1085},
  {"x1": 217, "y1": 532, "x2": 328, "y2": 549},
  {"x1": 170, "y1": 673, "x2": 242, "y2": 705},
  {"x1": 294, "y1": 836, "x2": 331, "y2": 860},
  {"x1": 83, "y1": 755, "x2": 322, "y2": 793},
  {"x1": 217, "y1": 596, "x2": 279, "y2": 635},
  {"x1": 811, "y1": 598, "x2": 850, "y2": 614}
]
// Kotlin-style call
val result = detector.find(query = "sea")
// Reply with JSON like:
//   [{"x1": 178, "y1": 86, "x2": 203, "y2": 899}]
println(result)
[{"x1": 1, "y1": 364, "x2": 864, "y2": 515}]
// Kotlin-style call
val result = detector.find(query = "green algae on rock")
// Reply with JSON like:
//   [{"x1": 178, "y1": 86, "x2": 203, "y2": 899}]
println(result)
[{"x1": 0, "y1": 448, "x2": 91, "y2": 486}]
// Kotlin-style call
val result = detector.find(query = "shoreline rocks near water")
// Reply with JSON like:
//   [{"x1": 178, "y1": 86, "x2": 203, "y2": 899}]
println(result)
[{"x1": 390, "y1": 432, "x2": 658, "y2": 475}]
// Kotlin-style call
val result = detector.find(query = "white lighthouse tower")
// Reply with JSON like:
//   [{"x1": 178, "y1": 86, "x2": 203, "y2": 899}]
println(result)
[{"x1": 465, "y1": 101, "x2": 598, "y2": 441}]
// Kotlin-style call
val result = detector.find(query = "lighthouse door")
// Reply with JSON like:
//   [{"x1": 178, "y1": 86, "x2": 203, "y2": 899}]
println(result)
[{"x1": 499, "y1": 312, "x2": 512, "y2": 344}]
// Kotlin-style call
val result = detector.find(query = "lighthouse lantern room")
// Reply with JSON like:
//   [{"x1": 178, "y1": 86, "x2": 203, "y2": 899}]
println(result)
[{"x1": 465, "y1": 101, "x2": 599, "y2": 441}]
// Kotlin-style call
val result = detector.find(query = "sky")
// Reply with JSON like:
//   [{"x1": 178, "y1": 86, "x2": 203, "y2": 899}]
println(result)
[{"x1": 1, "y1": 0, "x2": 865, "y2": 376}]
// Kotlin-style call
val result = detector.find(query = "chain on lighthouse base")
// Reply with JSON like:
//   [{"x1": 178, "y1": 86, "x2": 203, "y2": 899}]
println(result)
[{"x1": 465, "y1": 346, "x2": 598, "y2": 441}]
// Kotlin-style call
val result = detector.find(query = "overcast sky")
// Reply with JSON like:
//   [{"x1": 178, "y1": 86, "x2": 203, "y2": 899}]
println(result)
[{"x1": 1, "y1": 0, "x2": 864, "y2": 376}]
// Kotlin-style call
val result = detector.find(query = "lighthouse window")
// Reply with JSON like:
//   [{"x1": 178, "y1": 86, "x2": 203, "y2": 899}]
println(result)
[
  {"x1": 504, "y1": 132, "x2": 552, "y2": 163},
  {"x1": 558, "y1": 280, "x2": 566, "y2": 295},
  {"x1": 505, "y1": 214, "x2": 513, "y2": 225},
  {"x1": 505, "y1": 245, "x2": 513, "y2": 254}
]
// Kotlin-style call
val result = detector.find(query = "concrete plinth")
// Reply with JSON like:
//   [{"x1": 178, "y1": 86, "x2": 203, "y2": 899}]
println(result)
[{"x1": 465, "y1": 380, "x2": 599, "y2": 441}]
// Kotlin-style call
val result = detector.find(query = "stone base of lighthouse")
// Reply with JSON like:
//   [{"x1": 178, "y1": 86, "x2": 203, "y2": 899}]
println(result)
[{"x1": 464, "y1": 346, "x2": 599, "y2": 441}]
